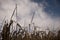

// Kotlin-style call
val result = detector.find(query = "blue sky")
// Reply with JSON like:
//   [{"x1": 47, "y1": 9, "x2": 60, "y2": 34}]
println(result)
[{"x1": 31, "y1": 0, "x2": 60, "y2": 18}]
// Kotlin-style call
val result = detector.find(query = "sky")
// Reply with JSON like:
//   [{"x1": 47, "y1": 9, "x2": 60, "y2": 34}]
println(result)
[{"x1": 0, "y1": 0, "x2": 60, "y2": 32}]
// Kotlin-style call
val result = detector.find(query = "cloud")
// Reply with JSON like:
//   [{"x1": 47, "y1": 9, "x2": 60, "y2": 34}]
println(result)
[{"x1": 0, "y1": 0, "x2": 60, "y2": 32}]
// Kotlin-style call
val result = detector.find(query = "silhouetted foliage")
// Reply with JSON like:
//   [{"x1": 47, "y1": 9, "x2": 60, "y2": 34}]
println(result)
[{"x1": 0, "y1": 20, "x2": 60, "y2": 40}]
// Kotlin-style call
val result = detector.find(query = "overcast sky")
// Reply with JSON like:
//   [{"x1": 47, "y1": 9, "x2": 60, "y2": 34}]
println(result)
[{"x1": 0, "y1": 0, "x2": 60, "y2": 31}]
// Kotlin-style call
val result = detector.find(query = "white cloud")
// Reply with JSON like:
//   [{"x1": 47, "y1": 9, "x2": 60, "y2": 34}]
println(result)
[{"x1": 0, "y1": 0, "x2": 60, "y2": 32}]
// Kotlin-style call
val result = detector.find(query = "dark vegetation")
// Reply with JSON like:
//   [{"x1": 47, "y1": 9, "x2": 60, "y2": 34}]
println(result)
[{"x1": 0, "y1": 20, "x2": 60, "y2": 40}]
